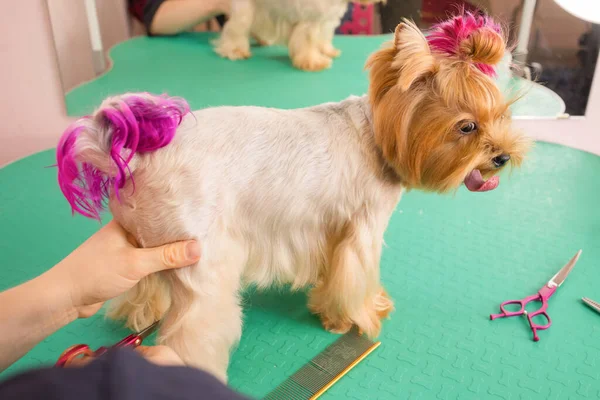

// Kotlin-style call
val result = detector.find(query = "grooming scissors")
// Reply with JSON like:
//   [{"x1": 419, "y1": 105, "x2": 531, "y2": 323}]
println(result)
[
  {"x1": 55, "y1": 321, "x2": 159, "y2": 367},
  {"x1": 490, "y1": 250, "x2": 582, "y2": 341}
]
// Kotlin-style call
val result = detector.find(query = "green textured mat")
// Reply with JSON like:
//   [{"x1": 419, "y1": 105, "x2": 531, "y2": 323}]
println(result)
[{"x1": 1, "y1": 32, "x2": 599, "y2": 399}]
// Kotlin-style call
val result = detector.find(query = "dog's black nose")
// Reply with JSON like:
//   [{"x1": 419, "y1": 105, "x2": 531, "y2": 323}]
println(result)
[{"x1": 492, "y1": 154, "x2": 511, "y2": 168}]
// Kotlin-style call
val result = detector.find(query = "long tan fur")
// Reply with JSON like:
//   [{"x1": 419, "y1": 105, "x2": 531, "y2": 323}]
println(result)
[{"x1": 91, "y1": 17, "x2": 532, "y2": 383}]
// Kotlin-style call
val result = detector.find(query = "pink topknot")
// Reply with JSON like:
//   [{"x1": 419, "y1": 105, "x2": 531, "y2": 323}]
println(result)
[{"x1": 427, "y1": 12, "x2": 503, "y2": 77}]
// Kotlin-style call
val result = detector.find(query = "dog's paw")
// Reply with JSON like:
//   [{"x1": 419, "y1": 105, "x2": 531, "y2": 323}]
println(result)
[
  {"x1": 346, "y1": 291, "x2": 394, "y2": 338},
  {"x1": 321, "y1": 45, "x2": 341, "y2": 59},
  {"x1": 252, "y1": 35, "x2": 272, "y2": 47},
  {"x1": 215, "y1": 46, "x2": 251, "y2": 60},
  {"x1": 214, "y1": 41, "x2": 252, "y2": 60},
  {"x1": 292, "y1": 52, "x2": 332, "y2": 72},
  {"x1": 319, "y1": 314, "x2": 354, "y2": 334},
  {"x1": 374, "y1": 289, "x2": 395, "y2": 320},
  {"x1": 355, "y1": 311, "x2": 382, "y2": 338},
  {"x1": 355, "y1": 290, "x2": 394, "y2": 338},
  {"x1": 354, "y1": 293, "x2": 394, "y2": 338}
]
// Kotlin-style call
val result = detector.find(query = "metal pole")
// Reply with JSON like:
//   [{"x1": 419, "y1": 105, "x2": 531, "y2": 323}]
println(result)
[
  {"x1": 515, "y1": 0, "x2": 537, "y2": 65},
  {"x1": 84, "y1": 0, "x2": 106, "y2": 75}
]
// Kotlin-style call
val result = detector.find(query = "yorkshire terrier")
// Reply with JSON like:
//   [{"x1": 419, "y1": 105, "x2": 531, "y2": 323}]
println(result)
[
  {"x1": 56, "y1": 14, "x2": 530, "y2": 382},
  {"x1": 213, "y1": 0, "x2": 384, "y2": 71}
]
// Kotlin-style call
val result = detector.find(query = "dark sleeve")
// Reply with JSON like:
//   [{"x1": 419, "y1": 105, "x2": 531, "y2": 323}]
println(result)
[{"x1": 0, "y1": 348, "x2": 251, "y2": 400}]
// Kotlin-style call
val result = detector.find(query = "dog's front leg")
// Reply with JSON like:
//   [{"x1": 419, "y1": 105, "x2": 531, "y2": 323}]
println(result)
[
  {"x1": 308, "y1": 209, "x2": 394, "y2": 338},
  {"x1": 289, "y1": 22, "x2": 333, "y2": 71},
  {"x1": 214, "y1": 0, "x2": 255, "y2": 60},
  {"x1": 157, "y1": 235, "x2": 246, "y2": 383},
  {"x1": 317, "y1": 19, "x2": 342, "y2": 59}
]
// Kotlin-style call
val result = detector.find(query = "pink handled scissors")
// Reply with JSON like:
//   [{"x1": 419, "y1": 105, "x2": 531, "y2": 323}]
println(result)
[{"x1": 490, "y1": 250, "x2": 582, "y2": 341}]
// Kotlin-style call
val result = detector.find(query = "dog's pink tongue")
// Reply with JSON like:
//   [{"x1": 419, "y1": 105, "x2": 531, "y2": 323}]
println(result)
[{"x1": 464, "y1": 170, "x2": 499, "y2": 192}]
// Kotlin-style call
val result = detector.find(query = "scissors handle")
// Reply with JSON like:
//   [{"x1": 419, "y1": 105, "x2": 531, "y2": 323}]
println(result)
[
  {"x1": 55, "y1": 344, "x2": 98, "y2": 367},
  {"x1": 55, "y1": 334, "x2": 145, "y2": 367},
  {"x1": 56, "y1": 321, "x2": 158, "y2": 367},
  {"x1": 526, "y1": 309, "x2": 552, "y2": 342},
  {"x1": 490, "y1": 293, "x2": 541, "y2": 320},
  {"x1": 490, "y1": 285, "x2": 555, "y2": 341}
]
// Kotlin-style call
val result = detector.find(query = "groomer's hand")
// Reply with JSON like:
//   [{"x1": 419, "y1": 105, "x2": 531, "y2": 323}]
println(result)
[
  {"x1": 135, "y1": 345, "x2": 185, "y2": 366},
  {"x1": 52, "y1": 220, "x2": 201, "y2": 318}
]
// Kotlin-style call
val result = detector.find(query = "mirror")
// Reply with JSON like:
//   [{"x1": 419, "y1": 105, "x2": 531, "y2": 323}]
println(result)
[
  {"x1": 47, "y1": 0, "x2": 598, "y2": 118},
  {"x1": 379, "y1": 0, "x2": 599, "y2": 117}
]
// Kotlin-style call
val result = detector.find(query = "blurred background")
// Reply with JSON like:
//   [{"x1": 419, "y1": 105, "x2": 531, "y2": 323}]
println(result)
[
  {"x1": 45, "y1": 0, "x2": 599, "y2": 116},
  {"x1": 1, "y1": 0, "x2": 598, "y2": 166}
]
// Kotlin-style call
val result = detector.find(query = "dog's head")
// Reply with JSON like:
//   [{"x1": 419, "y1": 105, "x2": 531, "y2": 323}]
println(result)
[{"x1": 366, "y1": 13, "x2": 530, "y2": 193}]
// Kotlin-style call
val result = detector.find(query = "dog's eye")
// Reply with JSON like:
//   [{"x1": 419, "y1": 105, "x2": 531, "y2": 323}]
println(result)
[{"x1": 459, "y1": 121, "x2": 478, "y2": 134}]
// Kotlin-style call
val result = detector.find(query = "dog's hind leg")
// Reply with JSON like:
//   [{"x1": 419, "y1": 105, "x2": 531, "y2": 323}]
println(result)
[
  {"x1": 107, "y1": 273, "x2": 171, "y2": 331},
  {"x1": 308, "y1": 206, "x2": 394, "y2": 338},
  {"x1": 157, "y1": 230, "x2": 246, "y2": 383},
  {"x1": 213, "y1": 0, "x2": 255, "y2": 60}
]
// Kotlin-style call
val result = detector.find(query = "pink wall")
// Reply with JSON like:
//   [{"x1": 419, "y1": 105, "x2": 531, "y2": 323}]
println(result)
[
  {"x1": 47, "y1": 1, "x2": 96, "y2": 93},
  {"x1": 0, "y1": 1, "x2": 73, "y2": 167},
  {"x1": 0, "y1": 0, "x2": 132, "y2": 167}
]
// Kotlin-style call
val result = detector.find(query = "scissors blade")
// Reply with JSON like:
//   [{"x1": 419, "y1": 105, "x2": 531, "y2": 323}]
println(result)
[
  {"x1": 550, "y1": 249, "x2": 582, "y2": 287},
  {"x1": 582, "y1": 297, "x2": 600, "y2": 314},
  {"x1": 137, "y1": 321, "x2": 159, "y2": 340}
]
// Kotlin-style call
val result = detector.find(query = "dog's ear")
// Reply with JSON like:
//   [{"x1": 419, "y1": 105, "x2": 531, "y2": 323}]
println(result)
[{"x1": 391, "y1": 20, "x2": 436, "y2": 92}]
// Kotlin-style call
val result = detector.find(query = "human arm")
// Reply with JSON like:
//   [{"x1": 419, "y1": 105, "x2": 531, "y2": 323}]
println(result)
[
  {"x1": 150, "y1": 0, "x2": 230, "y2": 35},
  {"x1": 0, "y1": 220, "x2": 200, "y2": 371}
]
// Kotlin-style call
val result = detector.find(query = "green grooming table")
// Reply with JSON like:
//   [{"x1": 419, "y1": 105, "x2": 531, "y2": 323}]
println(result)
[{"x1": 1, "y1": 33, "x2": 599, "y2": 399}]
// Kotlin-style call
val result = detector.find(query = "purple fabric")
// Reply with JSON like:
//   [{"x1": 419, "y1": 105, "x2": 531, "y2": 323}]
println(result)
[
  {"x1": 426, "y1": 12, "x2": 502, "y2": 77},
  {"x1": 0, "y1": 348, "x2": 251, "y2": 400},
  {"x1": 56, "y1": 94, "x2": 190, "y2": 219}
]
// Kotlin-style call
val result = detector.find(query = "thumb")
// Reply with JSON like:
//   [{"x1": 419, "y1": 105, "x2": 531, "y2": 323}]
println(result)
[{"x1": 139, "y1": 240, "x2": 201, "y2": 274}]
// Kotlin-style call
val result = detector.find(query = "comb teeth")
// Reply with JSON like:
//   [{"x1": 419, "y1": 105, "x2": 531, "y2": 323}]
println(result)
[
  {"x1": 583, "y1": 297, "x2": 600, "y2": 313},
  {"x1": 264, "y1": 327, "x2": 380, "y2": 400}
]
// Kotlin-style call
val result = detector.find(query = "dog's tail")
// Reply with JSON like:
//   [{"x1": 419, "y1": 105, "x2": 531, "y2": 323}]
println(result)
[{"x1": 56, "y1": 93, "x2": 190, "y2": 219}]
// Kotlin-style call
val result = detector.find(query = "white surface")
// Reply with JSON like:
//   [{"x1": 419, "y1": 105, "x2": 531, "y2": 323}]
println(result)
[
  {"x1": 0, "y1": 1, "x2": 73, "y2": 168},
  {"x1": 554, "y1": 0, "x2": 600, "y2": 24}
]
